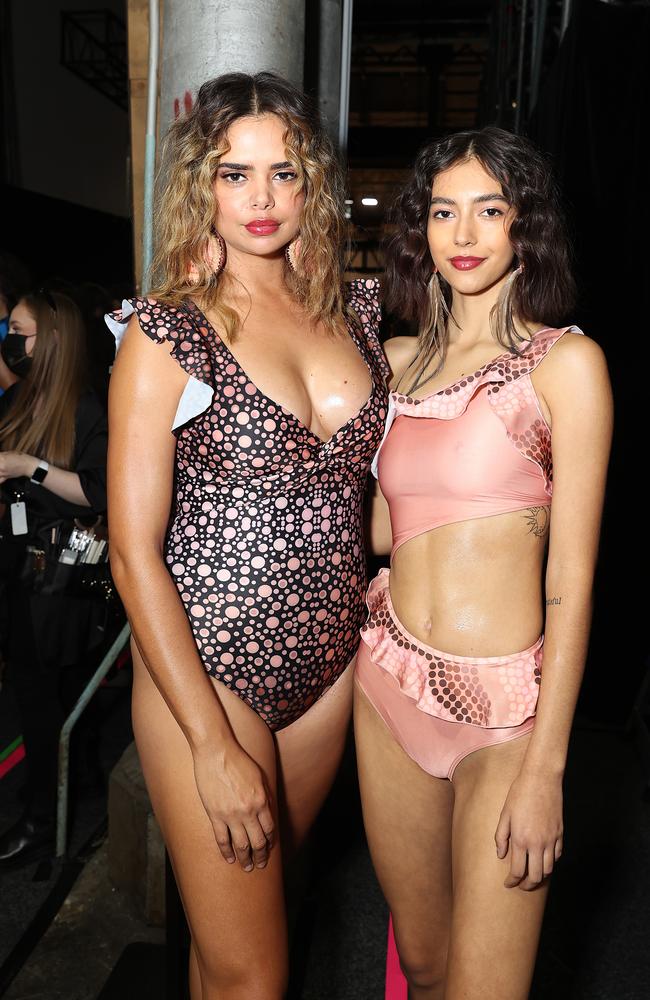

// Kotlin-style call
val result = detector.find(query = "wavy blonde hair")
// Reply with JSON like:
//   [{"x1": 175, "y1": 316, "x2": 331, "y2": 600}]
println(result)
[{"x1": 150, "y1": 72, "x2": 347, "y2": 339}]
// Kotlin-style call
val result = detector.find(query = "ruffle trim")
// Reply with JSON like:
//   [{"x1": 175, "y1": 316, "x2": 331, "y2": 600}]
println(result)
[
  {"x1": 105, "y1": 297, "x2": 214, "y2": 432},
  {"x1": 360, "y1": 572, "x2": 541, "y2": 729},
  {"x1": 391, "y1": 326, "x2": 582, "y2": 421}
]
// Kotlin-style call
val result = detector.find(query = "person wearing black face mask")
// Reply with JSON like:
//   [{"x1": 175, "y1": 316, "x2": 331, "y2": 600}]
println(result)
[
  {"x1": 0, "y1": 298, "x2": 36, "y2": 379},
  {"x1": 1, "y1": 328, "x2": 33, "y2": 378},
  {"x1": 0, "y1": 289, "x2": 109, "y2": 867}
]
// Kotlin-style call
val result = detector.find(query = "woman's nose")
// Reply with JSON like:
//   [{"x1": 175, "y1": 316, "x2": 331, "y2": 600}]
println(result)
[
  {"x1": 249, "y1": 185, "x2": 274, "y2": 211},
  {"x1": 453, "y1": 215, "x2": 477, "y2": 246}
]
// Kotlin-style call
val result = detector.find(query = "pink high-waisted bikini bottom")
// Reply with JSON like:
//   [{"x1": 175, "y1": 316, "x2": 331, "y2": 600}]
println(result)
[{"x1": 356, "y1": 569, "x2": 541, "y2": 781}]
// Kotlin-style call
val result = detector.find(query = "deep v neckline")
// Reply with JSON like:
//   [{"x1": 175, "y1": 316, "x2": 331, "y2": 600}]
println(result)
[{"x1": 184, "y1": 298, "x2": 376, "y2": 448}]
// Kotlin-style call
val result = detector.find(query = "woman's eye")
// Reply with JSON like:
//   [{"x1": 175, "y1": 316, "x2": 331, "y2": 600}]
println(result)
[
  {"x1": 221, "y1": 172, "x2": 246, "y2": 183},
  {"x1": 274, "y1": 171, "x2": 297, "y2": 182},
  {"x1": 481, "y1": 207, "x2": 504, "y2": 218},
  {"x1": 432, "y1": 209, "x2": 453, "y2": 220}
]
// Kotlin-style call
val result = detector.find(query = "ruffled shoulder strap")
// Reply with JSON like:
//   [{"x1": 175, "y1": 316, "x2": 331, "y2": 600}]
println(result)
[
  {"x1": 393, "y1": 325, "x2": 583, "y2": 420},
  {"x1": 105, "y1": 297, "x2": 215, "y2": 432},
  {"x1": 346, "y1": 277, "x2": 389, "y2": 380}
]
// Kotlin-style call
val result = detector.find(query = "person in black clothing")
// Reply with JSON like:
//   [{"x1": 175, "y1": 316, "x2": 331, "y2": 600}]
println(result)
[{"x1": 0, "y1": 289, "x2": 108, "y2": 867}]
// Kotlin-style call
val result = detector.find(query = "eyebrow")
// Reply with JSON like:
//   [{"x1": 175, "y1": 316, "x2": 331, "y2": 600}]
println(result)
[
  {"x1": 430, "y1": 193, "x2": 509, "y2": 205},
  {"x1": 218, "y1": 160, "x2": 294, "y2": 171}
]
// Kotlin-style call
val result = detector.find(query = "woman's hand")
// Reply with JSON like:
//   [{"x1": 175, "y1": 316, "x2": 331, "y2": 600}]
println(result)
[
  {"x1": 0, "y1": 451, "x2": 37, "y2": 483},
  {"x1": 192, "y1": 739, "x2": 276, "y2": 873},
  {"x1": 494, "y1": 770, "x2": 563, "y2": 890}
]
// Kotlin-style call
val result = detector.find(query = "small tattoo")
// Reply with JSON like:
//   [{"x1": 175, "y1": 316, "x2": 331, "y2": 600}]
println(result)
[
  {"x1": 546, "y1": 596, "x2": 562, "y2": 606},
  {"x1": 523, "y1": 506, "x2": 550, "y2": 538}
]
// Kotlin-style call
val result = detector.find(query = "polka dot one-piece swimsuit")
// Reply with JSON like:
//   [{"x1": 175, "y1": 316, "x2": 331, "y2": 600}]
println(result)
[{"x1": 109, "y1": 280, "x2": 388, "y2": 730}]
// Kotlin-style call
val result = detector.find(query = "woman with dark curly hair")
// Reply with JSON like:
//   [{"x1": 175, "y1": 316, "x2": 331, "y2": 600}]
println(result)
[
  {"x1": 106, "y1": 72, "x2": 388, "y2": 998},
  {"x1": 355, "y1": 127, "x2": 612, "y2": 998}
]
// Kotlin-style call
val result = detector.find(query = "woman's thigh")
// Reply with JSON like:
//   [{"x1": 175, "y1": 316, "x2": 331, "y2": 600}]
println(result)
[
  {"x1": 275, "y1": 655, "x2": 356, "y2": 854},
  {"x1": 447, "y1": 733, "x2": 548, "y2": 1000},
  {"x1": 131, "y1": 643, "x2": 287, "y2": 998},
  {"x1": 353, "y1": 682, "x2": 454, "y2": 973}
]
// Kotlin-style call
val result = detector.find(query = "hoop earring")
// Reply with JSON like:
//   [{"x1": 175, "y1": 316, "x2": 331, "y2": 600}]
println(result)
[
  {"x1": 285, "y1": 236, "x2": 302, "y2": 273},
  {"x1": 188, "y1": 231, "x2": 226, "y2": 284},
  {"x1": 205, "y1": 231, "x2": 226, "y2": 274}
]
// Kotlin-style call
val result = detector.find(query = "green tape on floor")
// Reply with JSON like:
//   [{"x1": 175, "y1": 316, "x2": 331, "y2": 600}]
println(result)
[{"x1": 0, "y1": 735, "x2": 23, "y2": 763}]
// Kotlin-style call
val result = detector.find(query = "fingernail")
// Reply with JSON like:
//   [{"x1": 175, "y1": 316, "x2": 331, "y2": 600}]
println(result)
[
  {"x1": 256, "y1": 862, "x2": 267, "y2": 869},
  {"x1": 244, "y1": 865, "x2": 253, "y2": 872}
]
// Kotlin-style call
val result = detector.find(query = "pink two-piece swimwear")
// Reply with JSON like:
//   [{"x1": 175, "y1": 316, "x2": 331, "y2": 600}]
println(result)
[{"x1": 357, "y1": 325, "x2": 582, "y2": 780}]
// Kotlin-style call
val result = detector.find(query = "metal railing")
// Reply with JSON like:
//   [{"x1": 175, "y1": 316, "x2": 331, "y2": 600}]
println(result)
[{"x1": 56, "y1": 621, "x2": 131, "y2": 858}]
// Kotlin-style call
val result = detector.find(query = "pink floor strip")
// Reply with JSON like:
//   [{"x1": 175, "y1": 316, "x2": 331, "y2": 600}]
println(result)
[{"x1": 385, "y1": 915, "x2": 408, "y2": 999}]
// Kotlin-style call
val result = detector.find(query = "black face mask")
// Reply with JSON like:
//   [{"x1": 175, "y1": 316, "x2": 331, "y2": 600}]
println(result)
[{"x1": 0, "y1": 334, "x2": 33, "y2": 378}]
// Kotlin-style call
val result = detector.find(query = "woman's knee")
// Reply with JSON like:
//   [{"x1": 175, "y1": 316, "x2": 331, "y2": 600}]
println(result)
[
  {"x1": 396, "y1": 937, "x2": 447, "y2": 994},
  {"x1": 193, "y1": 945, "x2": 288, "y2": 1000}
]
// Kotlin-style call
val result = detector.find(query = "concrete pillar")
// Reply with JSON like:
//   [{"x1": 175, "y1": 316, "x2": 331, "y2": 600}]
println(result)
[
  {"x1": 160, "y1": 0, "x2": 306, "y2": 135},
  {"x1": 317, "y1": 0, "x2": 342, "y2": 143}
]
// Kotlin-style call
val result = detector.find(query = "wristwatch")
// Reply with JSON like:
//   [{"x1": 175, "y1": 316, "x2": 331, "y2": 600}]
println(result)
[{"x1": 30, "y1": 460, "x2": 50, "y2": 485}]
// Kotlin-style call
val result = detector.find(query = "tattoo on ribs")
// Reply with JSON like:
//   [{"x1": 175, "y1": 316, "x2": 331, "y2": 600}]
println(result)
[
  {"x1": 546, "y1": 596, "x2": 562, "y2": 606},
  {"x1": 523, "y1": 506, "x2": 550, "y2": 538}
]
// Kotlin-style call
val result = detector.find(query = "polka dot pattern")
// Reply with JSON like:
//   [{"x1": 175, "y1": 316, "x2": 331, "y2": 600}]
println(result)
[
  {"x1": 360, "y1": 570, "x2": 542, "y2": 728},
  {"x1": 389, "y1": 326, "x2": 582, "y2": 495},
  {"x1": 114, "y1": 279, "x2": 388, "y2": 730}
]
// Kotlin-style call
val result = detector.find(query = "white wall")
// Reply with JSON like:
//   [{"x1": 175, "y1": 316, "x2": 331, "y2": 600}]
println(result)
[{"x1": 12, "y1": 0, "x2": 129, "y2": 217}]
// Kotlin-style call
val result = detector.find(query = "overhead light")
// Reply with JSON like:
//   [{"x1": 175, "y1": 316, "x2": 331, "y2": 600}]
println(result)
[
  {"x1": 361, "y1": 197, "x2": 379, "y2": 206},
  {"x1": 344, "y1": 198, "x2": 354, "y2": 205}
]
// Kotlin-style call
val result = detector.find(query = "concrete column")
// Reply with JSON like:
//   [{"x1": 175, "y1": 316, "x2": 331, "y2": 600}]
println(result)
[
  {"x1": 317, "y1": 0, "x2": 342, "y2": 143},
  {"x1": 160, "y1": 0, "x2": 306, "y2": 135}
]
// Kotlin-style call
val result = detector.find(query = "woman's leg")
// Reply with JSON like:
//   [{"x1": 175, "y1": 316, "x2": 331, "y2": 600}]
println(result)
[
  {"x1": 275, "y1": 657, "x2": 356, "y2": 855},
  {"x1": 445, "y1": 732, "x2": 548, "y2": 1000},
  {"x1": 354, "y1": 683, "x2": 454, "y2": 1000},
  {"x1": 131, "y1": 643, "x2": 287, "y2": 1000}
]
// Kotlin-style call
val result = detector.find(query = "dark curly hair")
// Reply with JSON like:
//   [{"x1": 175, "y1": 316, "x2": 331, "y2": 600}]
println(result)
[{"x1": 384, "y1": 127, "x2": 576, "y2": 383}]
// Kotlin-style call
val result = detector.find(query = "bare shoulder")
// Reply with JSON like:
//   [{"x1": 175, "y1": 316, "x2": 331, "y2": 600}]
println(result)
[
  {"x1": 535, "y1": 330, "x2": 612, "y2": 428},
  {"x1": 110, "y1": 314, "x2": 187, "y2": 420},
  {"x1": 537, "y1": 330, "x2": 610, "y2": 390},
  {"x1": 383, "y1": 335, "x2": 419, "y2": 384}
]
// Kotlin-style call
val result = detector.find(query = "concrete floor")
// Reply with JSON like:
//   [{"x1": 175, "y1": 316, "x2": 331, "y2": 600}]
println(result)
[{"x1": 4, "y1": 840, "x2": 164, "y2": 1000}]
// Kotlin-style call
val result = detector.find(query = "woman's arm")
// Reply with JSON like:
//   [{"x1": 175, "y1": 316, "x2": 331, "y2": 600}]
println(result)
[
  {"x1": 109, "y1": 316, "x2": 275, "y2": 871},
  {"x1": 495, "y1": 333, "x2": 613, "y2": 889},
  {"x1": 366, "y1": 336, "x2": 418, "y2": 556},
  {"x1": 0, "y1": 453, "x2": 91, "y2": 506}
]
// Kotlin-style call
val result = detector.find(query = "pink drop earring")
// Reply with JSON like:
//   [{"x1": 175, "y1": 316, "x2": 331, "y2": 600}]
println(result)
[
  {"x1": 285, "y1": 236, "x2": 302, "y2": 273},
  {"x1": 188, "y1": 231, "x2": 226, "y2": 283}
]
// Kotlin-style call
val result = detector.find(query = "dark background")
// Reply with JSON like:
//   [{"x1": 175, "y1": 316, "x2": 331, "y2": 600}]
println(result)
[{"x1": 1, "y1": 0, "x2": 646, "y2": 716}]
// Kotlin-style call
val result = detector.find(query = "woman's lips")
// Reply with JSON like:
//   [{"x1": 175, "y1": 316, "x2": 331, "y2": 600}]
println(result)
[
  {"x1": 245, "y1": 220, "x2": 280, "y2": 236},
  {"x1": 449, "y1": 256, "x2": 486, "y2": 270}
]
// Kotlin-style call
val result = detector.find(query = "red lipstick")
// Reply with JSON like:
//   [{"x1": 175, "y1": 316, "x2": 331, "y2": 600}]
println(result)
[
  {"x1": 449, "y1": 256, "x2": 486, "y2": 270},
  {"x1": 245, "y1": 219, "x2": 280, "y2": 236}
]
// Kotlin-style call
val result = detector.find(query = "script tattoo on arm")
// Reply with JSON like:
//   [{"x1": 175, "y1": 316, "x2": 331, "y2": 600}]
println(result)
[
  {"x1": 523, "y1": 506, "x2": 550, "y2": 538},
  {"x1": 546, "y1": 596, "x2": 562, "y2": 607}
]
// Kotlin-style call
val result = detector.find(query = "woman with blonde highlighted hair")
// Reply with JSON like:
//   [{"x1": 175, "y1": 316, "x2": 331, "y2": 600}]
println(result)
[{"x1": 107, "y1": 72, "x2": 388, "y2": 997}]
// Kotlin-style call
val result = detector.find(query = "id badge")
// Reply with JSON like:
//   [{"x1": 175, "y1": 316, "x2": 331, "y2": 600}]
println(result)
[{"x1": 10, "y1": 501, "x2": 28, "y2": 536}]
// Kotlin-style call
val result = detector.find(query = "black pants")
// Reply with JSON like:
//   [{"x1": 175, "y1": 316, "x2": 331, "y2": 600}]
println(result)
[{"x1": 3, "y1": 585, "x2": 100, "y2": 824}]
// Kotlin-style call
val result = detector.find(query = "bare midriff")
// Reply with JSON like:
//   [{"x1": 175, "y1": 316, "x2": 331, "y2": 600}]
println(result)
[{"x1": 388, "y1": 506, "x2": 550, "y2": 657}]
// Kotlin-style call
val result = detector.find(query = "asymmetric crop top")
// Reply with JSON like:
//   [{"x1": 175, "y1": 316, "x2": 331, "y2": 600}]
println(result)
[{"x1": 372, "y1": 326, "x2": 582, "y2": 557}]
